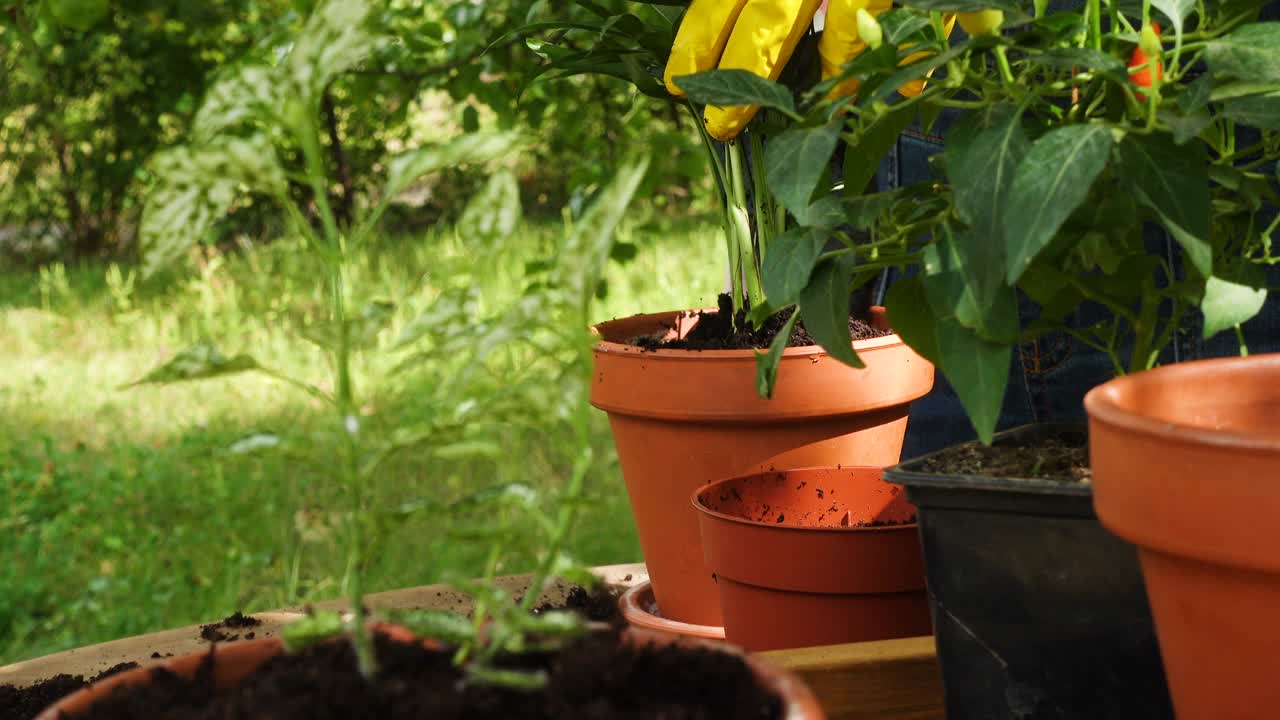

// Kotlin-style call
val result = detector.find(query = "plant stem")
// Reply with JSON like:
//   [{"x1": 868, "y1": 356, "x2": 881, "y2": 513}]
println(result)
[
  {"x1": 727, "y1": 141, "x2": 762, "y2": 309},
  {"x1": 297, "y1": 107, "x2": 377, "y2": 678},
  {"x1": 1236, "y1": 325, "x2": 1250, "y2": 356}
]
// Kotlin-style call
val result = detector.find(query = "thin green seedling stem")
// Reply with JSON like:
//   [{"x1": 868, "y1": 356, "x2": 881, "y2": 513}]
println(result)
[
  {"x1": 297, "y1": 108, "x2": 377, "y2": 678},
  {"x1": 747, "y1": 132, "x2": 772, "y2": 262},
  {"x1": 727, "y1": 141, "x2": 763, "y2": 309}
]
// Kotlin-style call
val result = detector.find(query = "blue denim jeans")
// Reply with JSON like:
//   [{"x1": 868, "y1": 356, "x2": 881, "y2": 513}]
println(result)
[{"x1": 876, "y1": 18, "x2": 1280, "y2": 457}]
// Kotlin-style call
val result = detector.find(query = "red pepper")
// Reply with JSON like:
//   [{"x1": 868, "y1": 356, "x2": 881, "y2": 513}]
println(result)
[{"x1": 1129, "y1": 22, "x2": 1163, "y2": 102}]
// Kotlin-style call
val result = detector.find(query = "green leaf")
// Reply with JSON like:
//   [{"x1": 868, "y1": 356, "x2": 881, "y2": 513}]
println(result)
[
  {"x1": 868, "y1": 45, "x2": 967, "y2": 103},
  {"x1": 1027, "y1": 48, "x2": 1126, "y2": 81},
  {"x1": 287, "y1": 0, "x2": 386, "y2": 104},
  {"x1": 1205, "y1": 24, "x2": 1280, "y2": 83},
  {"x1": 556, "y1": 153, "x2": 651, "y2": 300},
  {"x1": 923, "y1": 228, "x2": 1020, "y2": 343},
  {"x1": 765, "y1": 120, "x2": 843, "y2": 216},
  {"x1": 798, "y1": 254, "x2": 864, "y2": 368},
  {"x1": 393, "y1": 610, "x2": 476, "y2": 645},
  {"x1": 880, "y1": 9, "x2": 934, "y2": 45},
  {"x1": 1003, "y1": 124, "x2": 1113, "y2": 284},
  {"x1": 193, "y1": 65, "x2": 280, "y2": 141},
  {"x1": 935, "y1": 319, "x2": 1010, "y2": 444},
  {"x1": 1202, "y1": 275, "x2": 1267, "y2": 339},
  {"x1": 385, "y1": 132, "x2": 522, "y2": 199},
  {"x1": 884, "y1": 277, "x2": 940, "y2": 366},
  {"x1": 1180, "y1": 73, "x2": 1213, "y2": 112},
  {"x1": 1222, "y1": 92, "x2": 1280, "y2": 130},
  {"x1": 517, "y1": 610, "x2": 588, "y2": 638},
  {"x1": 45, "y1": 0, "x2": 109, "y2": 31},
  {"x1": 282, "y1": 612, "x2": 344, "y2": 652},
  {"x1": 674, "y1": 69, "x2": 796, "y2": 115},
  {"x1": 1151, "y1": 0, "x2": 1196, "y2": 39},
  {"x1": 948, "y1": 107, "x2": 1028, "y2": 292},
  {"x1": 1115, "y1": 134, "x2": 1211, "y2": 276},
  {"x1": 900, "y1": 0, "x2": 1017, "y2": 10},
  {"x1": 843, "y1": 109, "x2": 916, "y2": 196},
  {"x1": 1159, "y1": 107, "x2": 1213, "y2": 144},
  {"x1": 457, "y1": 170, "x2": 523, "y2": 243},
  {"x1": 754, "y1": 309, "x2": 800, "y2": 399},
  {"x1": 127, "y1": 343, "x2": 259, "y2": 387},
  {"x1": 761, "y1": 227, "x2": 829, "y2": 307}
]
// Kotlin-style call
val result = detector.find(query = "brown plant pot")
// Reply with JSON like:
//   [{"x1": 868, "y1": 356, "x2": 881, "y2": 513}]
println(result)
[
  {"x1": 591, "y1": 307, "x2": 934, "y2": 626},
  {"x1": 693, "y1": 466, "x2": 932, "y2": 652},
  {"x1": 36, "y1": 627, "x2": 824, "y2": 719},
  {"x1": 1085, "y1": 355, "x2": 1280, "y2": 720},
  {"x1": 618, "y1": 581, "x2": 726, "y2": 643}
]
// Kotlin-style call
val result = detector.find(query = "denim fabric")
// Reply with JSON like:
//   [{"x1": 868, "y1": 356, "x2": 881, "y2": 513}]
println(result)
[{"x1": 879, "y1": 15, "x2": 1280, "y2": 457}]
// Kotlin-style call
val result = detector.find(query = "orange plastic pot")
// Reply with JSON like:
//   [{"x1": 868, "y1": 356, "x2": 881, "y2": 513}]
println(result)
[
  {"x1": 693, "y1": 466, "x2": 932, "y2": 652},
  {"x1": 37, "y1": 627, "x2": 823, "y2": 719},
  {"x1": 592, "y1": 308, "x2": 934, "y2": 626},
  {"x1": 1086, "y1": 355, "x2": 1280, "y2": 720}
]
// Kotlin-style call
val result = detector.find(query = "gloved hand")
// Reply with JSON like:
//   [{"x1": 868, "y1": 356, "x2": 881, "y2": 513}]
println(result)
[{"x1": 664, "y1": 0, "x2": 956, "y2": 141}]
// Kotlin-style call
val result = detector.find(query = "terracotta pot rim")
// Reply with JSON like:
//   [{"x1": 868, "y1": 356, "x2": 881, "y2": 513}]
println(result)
[
  {"x1": 1084, "y1": 355, "x2": 1280, "y2": 454},
  {"x1": 692, "y1": 466, "x2": 919, "y2": 534},
  {"x1": 592, "y1": 307, "x2": 904, "y2": 359},
  {"x1": 618, "y1": 582, "x2": 727, "y2": 641}
]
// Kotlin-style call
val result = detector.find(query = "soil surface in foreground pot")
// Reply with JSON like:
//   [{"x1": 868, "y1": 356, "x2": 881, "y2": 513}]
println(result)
[
  {"x1": 0, "y1": 664, "x2": 138, "y2": 720},
  {"x1": 919, "y1": 430, "x2": 1091, "y2": 482},
  {"x1": 66, "y1": 629, "x2": 782, "y2": 720},
  {"x1": 633, "y1": 293, "x2": 889, "y2": 351}
]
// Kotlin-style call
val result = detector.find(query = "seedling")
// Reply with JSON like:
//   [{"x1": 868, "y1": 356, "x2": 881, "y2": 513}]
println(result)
[{"x1": 130, "y1": 0, "x2": 649, "y2": 686}]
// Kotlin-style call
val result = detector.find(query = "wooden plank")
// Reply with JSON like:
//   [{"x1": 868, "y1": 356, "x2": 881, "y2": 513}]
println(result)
[{"x1": 758, "y1": 636, "x2": 944, "y2": 720}]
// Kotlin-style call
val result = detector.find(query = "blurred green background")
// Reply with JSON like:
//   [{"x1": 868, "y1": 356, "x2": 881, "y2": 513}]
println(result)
[{"x1": 0, "y1": 0, "x2": 722, "y2": 664}]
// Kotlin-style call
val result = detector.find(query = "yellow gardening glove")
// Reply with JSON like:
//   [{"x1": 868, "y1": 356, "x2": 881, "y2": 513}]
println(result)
[{"x1": 666, "y1": 0, "x2": 957, "y2": 140}]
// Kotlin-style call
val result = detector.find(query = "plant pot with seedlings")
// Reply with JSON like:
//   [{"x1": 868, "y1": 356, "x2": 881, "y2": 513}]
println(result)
[
  {"x1": 527, "y1": 1, "x2": 948, "y2": 629},
  {"x1": 693, "y1": 466, "x2": 931, "y2": 653},
  {"x1": 37, "y1": 2, "x2": 822, "y2": 718},
  {"x1": 858, "y1": 0, "x2": 1280, "y2": 717}
]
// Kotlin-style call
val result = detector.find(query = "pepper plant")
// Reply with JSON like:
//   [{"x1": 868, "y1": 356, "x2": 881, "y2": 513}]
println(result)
[
  {"x1": 130, "y1": 0, "x2": 649, "y2": 686},
  {"x1": 530, "y1": 0, "x2": 1280, "y2": 443}
]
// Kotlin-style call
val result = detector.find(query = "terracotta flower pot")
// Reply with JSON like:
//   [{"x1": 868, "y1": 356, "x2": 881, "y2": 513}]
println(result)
[
  {"x1": 693, "y1": 466, "x2": 932, "y2": 652},
  {"x1": 37, "y1": 627, "x2": 824, "y2": 719},
  {"x1": 592, "y1": 308, "x2": 934, "y2": 626},
  {"x1": 618, "y1": 581, "x2": 726, "y2": 643},
  {"x1": 1085, "y1": 355, "x2": 1280, "y2": 720}
]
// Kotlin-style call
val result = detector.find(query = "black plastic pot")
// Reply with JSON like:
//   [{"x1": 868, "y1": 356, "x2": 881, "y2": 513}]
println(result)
[{"x1": 883, "y1": 424, "x2": 1172, "y2": 720}]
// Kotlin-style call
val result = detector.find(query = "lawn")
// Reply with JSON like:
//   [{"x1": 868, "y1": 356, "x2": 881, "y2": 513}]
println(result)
[{"x1": 0, "y1": 214, "x2": 724, "y2": 665}]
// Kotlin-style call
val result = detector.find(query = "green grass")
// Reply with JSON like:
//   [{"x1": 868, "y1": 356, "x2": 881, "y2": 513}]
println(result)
[{"x1": 0, "y1": 214, "x2": 725, "y2": 665}]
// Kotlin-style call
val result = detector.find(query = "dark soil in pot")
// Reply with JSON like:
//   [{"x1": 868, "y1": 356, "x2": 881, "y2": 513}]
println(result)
[
  {"x1": 884, "y1": 424, "x2": 1171, "y2": 720},
  {"x1": 916, "y1": 427, "x2": 1091, "y2": 482},
  {"x1": 0, "y1": 664, "x2": 138, "y2": 720},
  {"x1": 64, "y1": 629, "x2": 784, "y2": 720},
  {"x1": 632, "y1": 293, "x2": 889, "y2": 351}
]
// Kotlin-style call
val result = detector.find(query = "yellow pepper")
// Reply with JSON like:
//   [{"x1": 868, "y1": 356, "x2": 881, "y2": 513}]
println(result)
[
  {"x1": 702, "y1": 0, "x2": 825, "y2": 141},
  {"x1": 664, "y1": 0, "x2": 751, "y2": 97},
  {"x1": 819, "y1": 0, "x2": 893, "y2": 100}
]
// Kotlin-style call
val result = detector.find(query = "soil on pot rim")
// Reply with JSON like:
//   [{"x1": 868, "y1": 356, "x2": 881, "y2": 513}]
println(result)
[
  {"x1": 918, "y1": 431, "x2": 1091, "y2": 483},
  {"x1": 0, "y1": 663, "x2": 138, "y2": 720},
  {"x1": 198, "y1": 612, "x2": 261, "y2": 643},
  {"x1": 532, "y1": 585, "x2": 623, "y2": 626},
  {"x1": 64, "y1": 629, "x2": 784, "y2": 719},
  {"x1": 632, "y1": 293, "x2": 889, "y2": 351}
]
